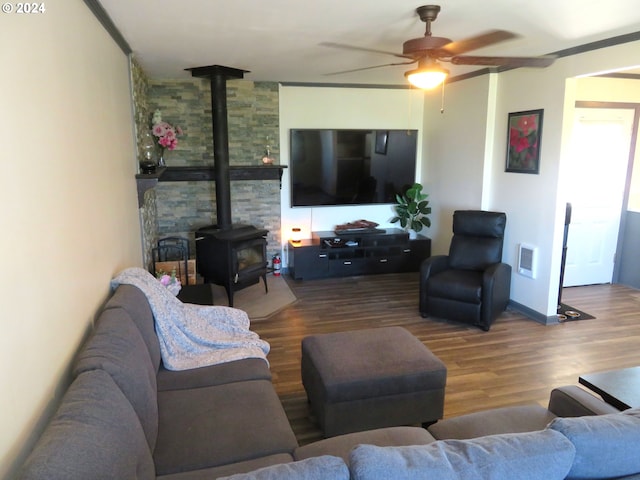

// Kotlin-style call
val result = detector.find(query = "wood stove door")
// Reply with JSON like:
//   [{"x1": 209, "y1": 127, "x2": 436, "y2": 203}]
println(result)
[{"x1": 233, "y1": 237, "x2": 267, "y2": 285}]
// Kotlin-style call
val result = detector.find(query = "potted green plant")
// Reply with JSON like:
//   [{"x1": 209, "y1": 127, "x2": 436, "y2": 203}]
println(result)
[{"x1": 390, "y1": 183, "x2": 431, "y2": 236}]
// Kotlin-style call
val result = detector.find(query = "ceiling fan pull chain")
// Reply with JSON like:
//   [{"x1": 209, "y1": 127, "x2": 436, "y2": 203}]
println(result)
[{"x1": 440, "y1": 81, "x2": 446, "y2": 114}]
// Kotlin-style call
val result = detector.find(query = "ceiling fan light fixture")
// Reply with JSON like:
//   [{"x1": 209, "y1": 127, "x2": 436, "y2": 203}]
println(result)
[{"x1": 405, "y1": 63, "x2": 449, "y2": 89}]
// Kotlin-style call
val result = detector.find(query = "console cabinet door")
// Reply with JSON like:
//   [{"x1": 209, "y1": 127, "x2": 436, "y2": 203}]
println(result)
[
  {"x1": 329, "y1": 257, "x2": 369, "y2": 276},
  {"x1": 290, "y1": 244, "x2": 328, "y2": 279},
  {"x1": 400, "y1": 237, "x2": 432, "y2": 272}
]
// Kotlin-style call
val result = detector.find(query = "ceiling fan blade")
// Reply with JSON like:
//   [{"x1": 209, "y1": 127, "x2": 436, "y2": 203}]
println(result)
[
  {"x1": 319, "y1": 42, "x2": 413, "y2": 60},
  {"x1": 325, "y1": 60, "x2": 417, "y2": 76},
  {"x1": 438, "y1": 30, "x2": 519, "y2": 56},
  {"x1": 451, "y1": 55, "x2": 556, "y2": 68}
]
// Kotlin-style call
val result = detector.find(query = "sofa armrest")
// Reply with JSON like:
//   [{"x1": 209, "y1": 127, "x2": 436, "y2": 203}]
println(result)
[
  {"x1": 548, "y1": 385, "x2": 621, "y2": 417},
  {"x1": 427, "y1": 405, "x2": 555, "y2": 440}
]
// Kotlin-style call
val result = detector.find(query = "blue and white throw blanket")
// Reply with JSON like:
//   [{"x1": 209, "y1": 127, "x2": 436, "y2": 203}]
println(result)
[{"x1": 111, "y1": 267, "x2": 270, "y2": 371}]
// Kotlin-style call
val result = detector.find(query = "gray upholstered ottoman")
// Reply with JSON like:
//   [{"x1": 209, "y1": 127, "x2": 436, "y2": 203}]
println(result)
[{"x1": 301, "y1": 327, "x2": 447, "y2": 437}]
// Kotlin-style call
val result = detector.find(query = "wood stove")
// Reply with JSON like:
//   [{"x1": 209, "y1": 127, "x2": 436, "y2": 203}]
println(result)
[
  {"x1": 196, "y1": 225, "x2": 268, "y2": 307},
  {"x1": 188, "y1": 65, "x2": 270, "y2": 307}
]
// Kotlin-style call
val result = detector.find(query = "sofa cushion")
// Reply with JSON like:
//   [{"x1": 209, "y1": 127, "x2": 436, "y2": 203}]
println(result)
[
  {"x1": 427, "y1": 269, "x2": 482, "y2": 303},
  {"x1": 349, "y1": 429, "x2": 575, "y2": 480},
  {"x1": 156, "y1": 357, "x2": 272, "y2": 392},
  {"x1": 548, "y1": 410, "x2": 640, "y2": 479},
  {"x1": 428, "y1": 405, "x2": 557, "y2": 439},
  {"x1": 154, "y1": 379, "x2": 298, "y2": 475},
  {"x1": 216, "y1": 456, "x2": 349, "y2": 480},
  {"x1": 73, "y1": 308, "x2": 158, "y2": 450},
  {"x1": 157, "y1": 454, "x2": 294, "y2": 480},
  {"x1": 104, "y1": 284, "x2": 161, "y2": 371},
  {"x1": 18, "y1": 370, "x2": 155, "y2": 480},
  {"x1": 294, "y1": 426, "x2": 435, "y2": 464}
]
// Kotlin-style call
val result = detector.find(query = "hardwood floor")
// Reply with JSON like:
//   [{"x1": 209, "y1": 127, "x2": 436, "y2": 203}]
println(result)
[{"x1": 251, "y1": 272, "x2": 640, "y2": 445}]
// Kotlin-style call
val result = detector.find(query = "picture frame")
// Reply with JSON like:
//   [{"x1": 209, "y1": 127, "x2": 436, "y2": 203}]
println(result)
[
  {"x1": 375, "y1": 130, "x2": 388, "y2": 154},
  {"x1": 505, "y1": 109, "x2": 543, "y2": 174}
]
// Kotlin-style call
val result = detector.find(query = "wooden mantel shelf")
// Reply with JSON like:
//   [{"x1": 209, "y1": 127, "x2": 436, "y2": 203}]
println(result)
[
  {"x1": 135, "y1": 167, "x2": 165, "y2": 207},
  {"x1": 135, "y1": 165, "x2": 287, "y2": 207},
  {"x1": 159, "y1": 165, "x2": 286, "y2": 182}
]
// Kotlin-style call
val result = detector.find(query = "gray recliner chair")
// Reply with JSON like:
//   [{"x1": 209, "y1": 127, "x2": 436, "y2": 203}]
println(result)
[{"x1": 419, "y1": 210, "x2": 511, "y2": 331}]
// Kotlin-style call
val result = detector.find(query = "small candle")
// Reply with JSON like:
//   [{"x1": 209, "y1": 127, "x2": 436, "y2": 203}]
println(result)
[{"x1": 291, "y1": 228, "x2": 302, "y2": 243}]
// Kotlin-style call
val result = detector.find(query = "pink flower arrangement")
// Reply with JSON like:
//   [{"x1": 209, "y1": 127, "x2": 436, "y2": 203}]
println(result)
[
  {"x1": 156, "y1": 268, "x2": 181, "y2": 296},
  {"x1": 151, "y1": 110, "x2": 182, "y2": 151}
]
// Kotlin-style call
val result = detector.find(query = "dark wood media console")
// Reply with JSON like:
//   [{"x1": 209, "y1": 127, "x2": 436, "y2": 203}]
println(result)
[{"x1": 288, "y1": 228, "x2": 431, "y2": 280}]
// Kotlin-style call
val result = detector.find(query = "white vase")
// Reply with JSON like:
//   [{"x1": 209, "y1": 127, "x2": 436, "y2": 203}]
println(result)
[{"x1": 167, "y1": 283, "x2": 181, "y2": 296}]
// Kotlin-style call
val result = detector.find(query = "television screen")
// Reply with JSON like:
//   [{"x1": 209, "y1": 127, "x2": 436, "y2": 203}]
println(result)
[{"x1": 289, "y1": 129, "x2": 418, "y2": 207}]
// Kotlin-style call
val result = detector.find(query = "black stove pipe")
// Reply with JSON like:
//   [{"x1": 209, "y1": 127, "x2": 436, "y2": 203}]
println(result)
[
  {"x1": 210, "y1": 73, "x2": 232, "y2": 229},
  {"x1": 186, "y1": 65, "x2": 249, "y2": 230}
]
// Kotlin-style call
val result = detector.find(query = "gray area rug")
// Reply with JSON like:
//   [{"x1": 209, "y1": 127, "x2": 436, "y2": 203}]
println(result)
[{"x1": 210, "y1": 274, "x2": 297, "y2": 320}]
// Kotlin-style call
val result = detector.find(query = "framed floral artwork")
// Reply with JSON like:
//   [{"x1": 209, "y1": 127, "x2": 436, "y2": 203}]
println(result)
[{"x1": 505, "y1": 109, "x2": 543, "y2": 174}]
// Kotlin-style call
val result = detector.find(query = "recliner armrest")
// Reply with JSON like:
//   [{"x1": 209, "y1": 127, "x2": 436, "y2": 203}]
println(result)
[
  {"x1": 420, "y1": 255, "x2": 449, "y2": 279},
  {"x1": 479, "y1": 262, "x2": 511, "y2": 330},
  {"x1": 548, "y1": 385, "x2": 621, "y2": 417},
  {"x1": 419, "y1": 255, "x2": 450, "y2": 318}
]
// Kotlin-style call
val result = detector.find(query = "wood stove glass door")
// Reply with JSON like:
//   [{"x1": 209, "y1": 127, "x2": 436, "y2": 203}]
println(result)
[{"x1": 233, "y1": 238, "x2": 267, "y2": 283}]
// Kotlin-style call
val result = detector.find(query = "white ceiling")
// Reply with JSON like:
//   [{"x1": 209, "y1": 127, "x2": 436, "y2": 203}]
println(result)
[{"x1": 99, "y1": 0, "x2": 640, "y2": 85}]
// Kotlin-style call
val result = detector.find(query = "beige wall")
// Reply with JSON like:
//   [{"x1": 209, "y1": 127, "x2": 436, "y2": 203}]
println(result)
[
  {"x1": 422, "y1": 74, "x2": 495, "y2": 254},
  {"x1": 0, "y1": 2, "x2": 142, "y2": 477}
]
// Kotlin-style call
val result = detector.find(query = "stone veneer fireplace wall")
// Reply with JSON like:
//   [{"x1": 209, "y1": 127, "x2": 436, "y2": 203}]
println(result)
[
  {"x1": 131, "y1": 58, "x2": 157, "y2": 269},
  {"x1": 131, "y1": 60, "x2": 281, "y2": 268}
]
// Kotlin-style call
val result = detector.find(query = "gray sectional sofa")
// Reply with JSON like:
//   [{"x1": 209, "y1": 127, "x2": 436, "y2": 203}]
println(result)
[{"x1": 18, "y1": 283, "x2": 640, "y2": 479}]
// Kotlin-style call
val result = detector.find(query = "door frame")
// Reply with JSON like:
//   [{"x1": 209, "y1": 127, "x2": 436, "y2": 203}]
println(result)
[{"x1": 574, "y1": 100, "x2": 640, "y2": 284}]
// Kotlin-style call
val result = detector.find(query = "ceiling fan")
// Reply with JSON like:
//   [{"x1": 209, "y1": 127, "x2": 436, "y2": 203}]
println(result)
[{"x1": 321, "y1": 5, "x2": 555, "y2": 89}]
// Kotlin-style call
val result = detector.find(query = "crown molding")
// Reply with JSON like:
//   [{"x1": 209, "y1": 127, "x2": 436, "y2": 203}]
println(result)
[{"x1": 83, "y1": 0, "x2": 131, "y2": 54}]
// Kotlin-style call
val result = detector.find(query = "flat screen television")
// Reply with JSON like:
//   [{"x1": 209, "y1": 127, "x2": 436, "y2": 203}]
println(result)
[{"x1": 289, "y1": 129, "x2": 418, "y2": 207}]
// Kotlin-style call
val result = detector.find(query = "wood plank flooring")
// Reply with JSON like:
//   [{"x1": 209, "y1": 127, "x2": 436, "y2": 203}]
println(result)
[{"x1": 251, "y1": 272, "x2": 640, "y2": 445}]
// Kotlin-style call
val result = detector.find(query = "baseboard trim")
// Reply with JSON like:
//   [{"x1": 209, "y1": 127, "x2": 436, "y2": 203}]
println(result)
[{"x1": 509, "y1": 300, "x2": 559, "y2": 326}]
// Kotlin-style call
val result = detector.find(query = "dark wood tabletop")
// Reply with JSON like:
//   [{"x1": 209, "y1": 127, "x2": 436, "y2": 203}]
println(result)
[{"x1": 579, "y1": 366, "x2": 640, "y2": 411}]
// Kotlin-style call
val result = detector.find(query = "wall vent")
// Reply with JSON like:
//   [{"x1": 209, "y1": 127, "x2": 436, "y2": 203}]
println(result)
[{"x1": 518, "y1": 244, "x2": 537, "y2": 279}]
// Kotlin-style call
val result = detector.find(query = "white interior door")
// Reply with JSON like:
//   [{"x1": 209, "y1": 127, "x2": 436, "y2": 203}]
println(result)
[{"x1": 563, "y1": 108, "x2": 634, "y2": 287}]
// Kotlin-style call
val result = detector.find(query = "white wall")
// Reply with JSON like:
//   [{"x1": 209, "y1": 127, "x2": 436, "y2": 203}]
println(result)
[
  {"x1": 278, "y1": 86, "x2": 425, "y2": 264},
  {"x1": 0, "y1": 2, "x2": 142, "y2": 476}
]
